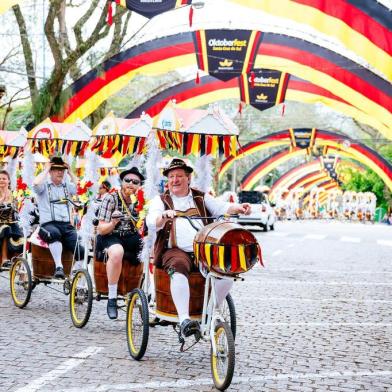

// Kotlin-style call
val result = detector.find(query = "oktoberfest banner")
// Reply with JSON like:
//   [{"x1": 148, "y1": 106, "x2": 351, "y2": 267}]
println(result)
[
  {"x1": 289, "y1": 128, "x2": 316, "y2": 152},
  {"x1": 111, "y1": 0, "x2": 191, "y2": 18},
  {"x1": 239, "y1": 68, "x2": 289, "y2": 111},
  {"x1": 193, "y1": 29, "x2": 262, "y2": 82}
]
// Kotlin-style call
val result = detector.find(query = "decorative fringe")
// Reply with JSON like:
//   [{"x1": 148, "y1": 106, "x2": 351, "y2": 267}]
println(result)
[
  {"x1": 80, "y1": 150, "x2": 100, "y2": 243},
  {"x1": 192, "y1": 155, "x2": 213, "y2": 193},
  {"x1": 7, "y1": 157, "x2": 18, "y2": 191},
  {"x1": 22, "y1": 149, "x2": 35, "y2": 188},
  {"x1": 18, "y1": 198, "x2": 35, "y2": 237},
  {"x1": 143, "y1": 132, "x2": 162, "y2": 201},
  {"x1": 138, "y1": 132, "x2": 162, "y2": 264},
  {"x1": 139, "y1": 230, "x2": 156, "y2": 264}
]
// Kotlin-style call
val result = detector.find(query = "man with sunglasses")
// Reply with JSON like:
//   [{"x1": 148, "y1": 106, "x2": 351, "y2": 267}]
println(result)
[{"x1": 96, "y1": 167, "x2": 144, "y2": 319}]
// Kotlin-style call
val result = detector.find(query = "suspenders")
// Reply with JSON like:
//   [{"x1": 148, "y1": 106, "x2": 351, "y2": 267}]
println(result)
[{"x1": 47, "y1": 183, "x2": 71, "y2": 222}]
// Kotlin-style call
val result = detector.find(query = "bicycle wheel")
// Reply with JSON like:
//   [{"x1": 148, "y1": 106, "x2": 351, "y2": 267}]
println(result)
[
  {"x1": 210, "y1": 321, "x2": 235, "y2": 391},
  {"x1": 70, "y1": 269, "x2": 93, "y2": 328},
  {"x1": 10, "y1": 257, "x2": 32, "y2": 308},
  {"x1": 222, "y1": 294, "x2": 236, "y2": 340},
  {"x1": 126, "y1": 288, "x2": 149, "y2": 360}
]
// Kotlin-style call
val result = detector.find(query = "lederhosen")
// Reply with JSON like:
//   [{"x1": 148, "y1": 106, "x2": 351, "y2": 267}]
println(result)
[
  {"x1": 39, "y1": 184, "x2": 85, "y2": 260},
  {"x1": 95, "y1": 191, "x2": 142, "y2": 265},
  {"x1": 0, "y1": 202, "x2": 23, "y2": 257},
  {"x1": 153, "y1": 188, "x2": 211, "y2": 277}
]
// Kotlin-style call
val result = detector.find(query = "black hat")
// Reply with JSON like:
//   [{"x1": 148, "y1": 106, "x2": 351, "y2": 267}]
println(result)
[
  {"x1": 49, "y1": 156, "x2": 67, "y2": 170},
  {"x1": 101, "y1": 180, "x2": 111, "y2": 191},
  {"x1": 162, "y1": 158, "x2": 193, "y2": 177},
  {"x1": 119, "y1": 167, "x2": 145, "y2": 182}
]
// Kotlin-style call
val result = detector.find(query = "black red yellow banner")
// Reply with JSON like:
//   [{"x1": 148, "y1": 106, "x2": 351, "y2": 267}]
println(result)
[
  {"x1": 193, "y1": 30, "x2": 262, "y2": 81},
  {"x1": 112, "y1": 0, "x2": 191, "y2": 18},
  {"x1": 239, "y1": 68, "x2": 290, "y2": 111}
]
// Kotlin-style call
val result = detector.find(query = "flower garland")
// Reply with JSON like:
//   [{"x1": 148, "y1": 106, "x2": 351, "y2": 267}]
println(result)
[{"x1": 76, "y1": 180, "x2": 94, "y2": 204}]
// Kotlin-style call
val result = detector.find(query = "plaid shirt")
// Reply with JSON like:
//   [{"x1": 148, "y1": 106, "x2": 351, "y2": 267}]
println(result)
[{"x1": 97, "y1": 191, "x2": 136, "y2": 231}]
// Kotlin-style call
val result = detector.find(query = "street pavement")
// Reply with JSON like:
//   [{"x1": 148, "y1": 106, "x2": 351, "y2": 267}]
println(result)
[{"x1": 1, "y1": 220, "x2": 391, "y2": 392}]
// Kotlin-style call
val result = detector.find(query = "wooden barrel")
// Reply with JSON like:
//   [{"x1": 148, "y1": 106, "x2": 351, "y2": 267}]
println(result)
[
  {"x1": 31, "y1": 244, "x2": 73, "y2": 279},
  {"x1": 94, "y1": 260, "x2": 143, "y2": 296},
  {"x1": 154, "y1": 267, "x2": 205, "y2": 318},
  {"x1": 194, "y1": 221, "x2": 261, "y2": 276}
]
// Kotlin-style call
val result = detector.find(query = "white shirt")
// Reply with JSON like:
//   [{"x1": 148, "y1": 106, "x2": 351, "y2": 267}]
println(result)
[{"x1": 146, "y1": 191, "x2": 230, "y2": 252}]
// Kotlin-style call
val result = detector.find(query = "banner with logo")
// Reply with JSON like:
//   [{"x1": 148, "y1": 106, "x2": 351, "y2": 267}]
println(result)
[
  {"x1": 193, "y1": 29, "x2": 262, "y2": 82},
  {"x1": 239, "y1": 68, "x2": 289, "y2": 111},
  {"x1": 112, "y1": 0, "x2": 191, "y2": 18},
  {"x1": 289, "y1": 128, "x2": 316, "y2": 152}
]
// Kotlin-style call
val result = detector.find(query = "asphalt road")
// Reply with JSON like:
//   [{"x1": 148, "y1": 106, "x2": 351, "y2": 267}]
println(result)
[{"x1": 1, "y1": 220, "x2": 391, "y2": 392}]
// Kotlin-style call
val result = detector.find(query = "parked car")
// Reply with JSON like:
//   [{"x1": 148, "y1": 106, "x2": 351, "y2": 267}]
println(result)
[{"x1": 237, "y1": 190, "x2": 276, "y2": 231}]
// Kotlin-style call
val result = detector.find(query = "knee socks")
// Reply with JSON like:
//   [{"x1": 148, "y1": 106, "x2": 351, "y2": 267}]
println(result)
[
  {"x1": 108, "y1": 284, "x2": 118, "y2": 300},
  {"x1": 214, "y1": 278, "x2": 233, "y2": 308},
  {"x1": 48, "y1": 242, "x2": 63, "y2": 269},
  {"x1": 170, "y1": 272, "x2": 190, "y2": 323}
]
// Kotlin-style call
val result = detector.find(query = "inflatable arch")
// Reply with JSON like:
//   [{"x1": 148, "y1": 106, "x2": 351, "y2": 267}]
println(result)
[
  {"x1": 219, "y1": 129, "x2": 392, "y2": 191},
  {"x1": 230, "y1": 0, "x2": 391, "y2": 80},
  {"x1": 55, "y1": 31, "x2": 391, "y2": 137},
  {"x1": 126, "y1": 75, "x2": 384, "y2": 134}
]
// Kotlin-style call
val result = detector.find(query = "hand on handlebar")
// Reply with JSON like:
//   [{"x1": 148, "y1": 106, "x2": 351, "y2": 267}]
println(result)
[
  {"x1": 238, "y1": 203, "x2": 252, "y2": 215},
  {"x1": 111, "y1": 210, "x2": 123, "y2": 226},
  {"x1": 162, "y1": 210, "x2": 176, "y2": 219}
]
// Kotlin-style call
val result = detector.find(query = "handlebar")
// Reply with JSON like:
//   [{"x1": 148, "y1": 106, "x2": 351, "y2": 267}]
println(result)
[
  {"x1": 50, "y1": 198, "x2": 83, "y2": 210},
  {"x1": 175, "y1": 214, "x2": 239, "y2": 231}
]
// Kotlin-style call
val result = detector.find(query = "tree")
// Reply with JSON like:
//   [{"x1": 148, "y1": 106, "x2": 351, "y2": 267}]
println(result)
[
  {"x1": 0, "y1": 46, "x2": 30, "y2": 129},
  {"x1": 12, "y1": 0, "x2": 130, "y2": 125}
]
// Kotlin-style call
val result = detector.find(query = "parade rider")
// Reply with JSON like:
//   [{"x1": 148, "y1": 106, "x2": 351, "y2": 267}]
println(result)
[
  {"x1": 0, "y1": 170, "x2": 23, "y2": 265},
  {"x1": 96, "y1": 167, "x2": 144, "y2": 320},
  {"x1": 33, "y1": 156, "x2": 84, "y2": 279},
  {"x1": 146, "y1": 158, "x2": 251, "y2": 338}
]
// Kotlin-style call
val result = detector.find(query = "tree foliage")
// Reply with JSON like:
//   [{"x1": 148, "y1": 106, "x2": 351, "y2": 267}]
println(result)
[
  {"x1": 341, "y1": 167, "x2": 392, "y2": 210},
  {"x1": 11, "y1": 0, "x2": 130, "y2": 126}
]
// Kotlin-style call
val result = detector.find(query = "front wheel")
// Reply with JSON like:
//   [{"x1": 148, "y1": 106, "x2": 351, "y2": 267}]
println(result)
[
  {"x1": 211, "y1": 321, "x2": 235, "y2": 391},
  {"x1": 222, "y1": 294, "x2": 236, "y2": 340},
  {"x1": 10, "y1": 257, "x2": 32, "y2": 308},
  {"x1": 126, "y1": 288, "x2": 149, "y2": 360},
  {"x1": 70, "y1": 269, "x2": 93, "y2": 328}
]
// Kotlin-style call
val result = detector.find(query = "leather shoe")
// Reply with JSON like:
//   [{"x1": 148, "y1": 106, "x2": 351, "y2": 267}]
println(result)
[
  {"x1": 180, "y1": 319, "x2": 200, "y2": 338},
  {"x1": 54, "y1": 267, "x2": 65, "y2": 279},
  {"x1": 107, "y1": 298, "x2": 118, "y2": 319}
]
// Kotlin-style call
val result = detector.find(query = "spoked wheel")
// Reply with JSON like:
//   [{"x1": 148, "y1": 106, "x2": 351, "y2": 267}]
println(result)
[
  {"x1": 70, "y1": 269, "x2": 93, "y2": 328},
  {"x1": 10, "y1": 257, "x2": 32, "y2": 308},
  {"x1": 211, "y1": 321, "x2": 235, "y2": 391},
  {"x1": 222, "y1": 294, "x2": 236, "y2": 340},
  {"x1": 126, "y1": 288, "x2": 149, "y2": 360}
]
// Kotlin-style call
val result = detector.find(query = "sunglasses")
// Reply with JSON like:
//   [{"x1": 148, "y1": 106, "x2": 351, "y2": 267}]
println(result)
[{"x1": 123, "y1": 178, "x2": 141, "y2": 185}]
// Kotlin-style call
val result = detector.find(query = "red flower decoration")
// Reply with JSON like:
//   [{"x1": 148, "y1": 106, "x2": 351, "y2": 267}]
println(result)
[
  {"x1": 135, "y1": 188, "x2": 145, "y2": 213},
  {"x1": 16, "y1": 177, "x2": 27, "y2": 191}
]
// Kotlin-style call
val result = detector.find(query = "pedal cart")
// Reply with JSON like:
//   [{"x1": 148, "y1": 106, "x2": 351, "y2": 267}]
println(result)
[
  {"x1": 126, "y1": 215, "x2": 262, "y2": 391},
  {"x1": 69, "y1": 215, "x2": 144, "y2": 328},
  {"x1": 9, "y1": 197, "x2": 85, "y2": 308}
]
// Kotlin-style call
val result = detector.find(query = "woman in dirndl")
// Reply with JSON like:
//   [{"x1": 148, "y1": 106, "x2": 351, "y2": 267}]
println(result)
[{"x1": 0, "y1": 170, "x2": 23, "y2": 259}]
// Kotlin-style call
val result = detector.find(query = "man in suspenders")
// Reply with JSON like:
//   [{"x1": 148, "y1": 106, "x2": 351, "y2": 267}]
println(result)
[
  {"x1": 96, "y1": 167, "x2": 143, "y2": 319},
  {"x1": 147, "y1": 158, "x2": 251, "y2": 338},
  {"x1": 33, "y1": 156, "x2": 84, "y2": 279}
]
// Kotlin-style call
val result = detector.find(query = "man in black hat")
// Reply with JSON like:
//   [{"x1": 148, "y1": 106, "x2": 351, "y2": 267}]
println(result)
[
  {"x1": 96, "y1": 167, "x2": 144, "y2": 319},
  {"x1": 146, "y1": 158, "x2": 251, "y2": 338},
  {"x1": 33, "y1": 156, "x2": 84, "y2": 279}
]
